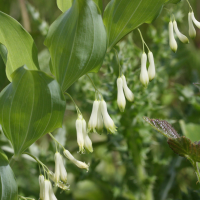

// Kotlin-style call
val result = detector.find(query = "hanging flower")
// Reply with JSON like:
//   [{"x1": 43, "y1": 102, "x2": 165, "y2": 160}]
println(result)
[
  {"x1": 44, "y1": 180, "x2": 50, "y2": 200},
  {"x1": 59, "y1": 155, "x2": 67, "y2": 183},
  {"x1": 169, "y1": 21, "x2": 177, "y2": 52},
  {"x1": 54, "y1": 152, "x2": 61, "y2": 183},
  {"x1": 117, "y1": 77, "x2": 126, "y2": 112},
  {"x1": 49, "y1": 180, "x2": 57, "y2": 200},
  {"x1": 39, "y1": 175, "x2": 45, "y2": 200},
  {"x1": 63, "y1": 149, "x2": 89, "y2": 171},
  {"x1": 173, "y1": 20, "x2": 189, "y2": 44},
  {"x1": 140, "y1": 53, "x2": 149, "y2": 87},
  {"x1": 147, "y1": 51, "x2": 156, "y2": 81},
  {"x1": 76, "y1": 115, "x2": 84, "y2": 153},
  {"x1": 188, "y1": 12, "x2": 196, "y2": 38},
  {"x1": 100, "y1": 100, "x2": 117, "y2": 133},
  {"x1": 82, "y1": 118, "x2": 93, "y2": 153},
  {"x1": 121, "y1": 75, "x2": 134, "y2": 102},
  {"x1": 96, "y1": 101, "x2": 104, "y2": 133},
  {"x1": 191, "y1": 12, "x2": 200, "y2": 29},
  {"x1": 88, "y1": 100, "x2": 99, "y2": 132}
]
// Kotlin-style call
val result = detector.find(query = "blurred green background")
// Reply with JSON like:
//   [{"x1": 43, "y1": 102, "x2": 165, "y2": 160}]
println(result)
[{"x1": 1, "y1": 0, "x2": 200, "y2": 199}]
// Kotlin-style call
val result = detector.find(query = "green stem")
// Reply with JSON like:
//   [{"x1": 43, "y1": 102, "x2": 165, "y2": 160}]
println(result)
[
  {"x1": 48, "y1": 132, "x2": 65, "y2": 151},
  {"x1": 137, "y1": 28, "x2": 150, "y2": 52},
  {"x1": 187, "y1": 156, "x2": 200, "y2": 183},
  {"x1": 113, "y1": 48, "x2": 122, "y2": 77},
  {"x1": 64, "y1": 92, "x2": 82, "y2": 115},
  {"x1": 186, "y1": 0, "x2": 193, "y2": 12}
]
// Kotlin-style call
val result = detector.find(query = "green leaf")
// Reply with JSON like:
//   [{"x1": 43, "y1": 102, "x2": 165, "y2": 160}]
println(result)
[
  {"x1": 103, "y1": 0, "x2": 170, "y2": 50},
  {"x1": 167, "y1": 0, "x2": 181, "y2": 3},
  {"x1": 0, "y1": 43, "x2": 7, "y2": 65},
  {"x1": 44, "y1": 0, "x2": 107, "y2": 91},
  {"x1": 0, "y1": 52, "x2": 9, "y2": 91},
  {"x1": 0, "y1": 11, "x2": 39, "y2": 82},
  {"x1": 57, "y1": 0, "x2": 73, "y2": 12},
  {"x1": 0, "y1": 66, "x2": 66, "y2": 155},
  {"x1": 168, "y1": 136, "x2": 200, "y2": 163},
  {"x1": 0, "y1": 149, "x2": 18, "y2": 200},
  {"x1": 92, "y1": 0, "x2": 103, "y2": 13}
]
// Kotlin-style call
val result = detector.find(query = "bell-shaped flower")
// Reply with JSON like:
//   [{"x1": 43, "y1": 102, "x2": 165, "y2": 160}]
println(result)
[
  {"x1": 63, "y1": 149, "x2": 89, "y2": 171},
  {"x1": 39, "y1": 175, "x2": 45, "y2": 200},
  {"x1": 121, "y1": 75, "x2": 134, "y2": 102},
  {"x1": 169, "y1": 21, "x2": 177, "y2": 52},
  {"x1": 140, "y1": 53, "x2": 149, "y2": 87},
  {"x1": 96, "y1": 102, "x2": 104, "y2": 133},
  {"x1": 188, "y1": 12, "x2": 196, "y2": 38},
  {"x1": 76, "y1": 115, "x2": 84, "y2": 153},
  {"x1": 54, "y1": 152, "x2": 61, "y2": 183},
  {"x1": 191, "y1": 12, "x2": 200, "y2": 29},
  {"x1": 117, "y1": 77, "x2": 126, "y2": 112},
  {"x1": 59, "y1": 156, "x2": 67, "y2": 183},
  {"x1": 173, "y1": 20, "x2": 189, "y2": 44},
  {"x1": 49, "y1": 180, "x2": 57, "y2": 200},
  {"x1": 82, "y1": 118, "x2": 93, "y2": 153},
  {"x1": 88, "y1": 100, "x2": 99, "y2": 132},
  {"x1": 100, "y1": 100, "x2": 117, "y2": 134},
  {"x1": 44, "y1": 180, "x2": 50, "y2": 200},
  {"x1": 147, "y1": 51, "x2": 156, "y2": 81}
]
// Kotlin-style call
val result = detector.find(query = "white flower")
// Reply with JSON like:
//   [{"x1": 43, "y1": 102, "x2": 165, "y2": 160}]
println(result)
[
  {"x1": 88, "y1": 100, "x2": 99, "y2": 132},
  {"x1": 39, "y1": 175, "x2": 45, "y2": 200},
  {"x1": 76, "y1": 115, "x2": 84, "y2": 153},
  {"x1": 169, "y1": 21, "x2": 177, "y2": 52},
  {"x1": 63, "y1": 149, "x2": 89, "y2": 171},
  {"x1": 100, "y1": 100, "x2": 117, "y2": 134},
  {"x1": 191, "y1": 12, "x2": 200, "y2": 29},
  {"x1": 49, "y1": 180, "x2": 57, "y2": 200},
  {"x1": 44, "y1": 180, "x2": 50, "y2": 200},
  {"x1": 188, "y1": 12, "x2": 196, "y2": 38},
  {"x1": 173, "y1": 20, "x2": 189, "y2": 44},
  {"x1": 140, "y1": 53, "x2": 149, "y2": 87},
  {"x1": 121, "y1": 75, "x2": 134, "y2": 102},
  {"x1": 147, "y1": 51, "x2": 156, "y2": 81},
  {"x1": 96, "y1": 102, "x2": 104, "y2": 132},
  {"x1": 54, "y1": 152, "x2": 61, "y2": 183},
  {"x1": 59, "y1": 156, "x2": 67, "y2": 183},
  {"x1": 82, "y1": 118, "x2": 93, "y2": 153},
  {"x1": 117, "y1": 77, "x2": 126, "y2": 112}
]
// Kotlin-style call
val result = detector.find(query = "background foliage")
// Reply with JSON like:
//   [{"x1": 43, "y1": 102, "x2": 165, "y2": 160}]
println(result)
[{"x1": 1, "y1": 0, "x2": 200, "y2": 199}]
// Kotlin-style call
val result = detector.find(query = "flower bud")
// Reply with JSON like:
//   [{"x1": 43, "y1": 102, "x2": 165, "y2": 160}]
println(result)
[
  {"x1": 44, "y1": 180, "x2": 50, "y2": 200},
  {"x1": 188, "y1": 12, "x2": 196, "y2": 38},
  {"x1": 49, "y1": 180, "x2": 57, "y2": 200},
  {"x1": 121, "y1": 75, "x2": 134, "y2": 102},
  {"x1": 54, "y1": 152, "x2": 61, "y2": 183},
  {"x1": 76, "y1": 116, "x2": 84, "y2": 153},
  {"x1": 39, "y1": 175, "x2": 45, "y2": 200},
  {"x1": 88, "y1": 100, "x2": 99, "y2": 132},
  {"x1": 147, "y1": 51, "x2": 156, "y2": 81},
  {"x1": 117, "y1": 77, "x2": 126, "y2": 112},
  {"x1": 96, "y1": 102, "x2": 104, "y2": 133},
  {"x1": 63, "y1": 149, "x2": 89, "y2": 171},
  {"x1": 169, "y1": 21, "x2": 177, "y2": 52},
  {"x1": 140, "y1": 53, "x2": 149, "y2": 87},
  {"x1": 82, "y1": 119, "x2": 93, "y2": 153},
  {"x1": 59, "y1": 156, "x2": 67, "y2": 183},
  {"x1": 100, "y1": 100, "x2": 117, "y2": 134},
  {"x1": 191, "y1": 12, "x2": 200, "y2": 29},
  {"x1": 173, "y1": 20, "x2": 189, "y2": 44}
]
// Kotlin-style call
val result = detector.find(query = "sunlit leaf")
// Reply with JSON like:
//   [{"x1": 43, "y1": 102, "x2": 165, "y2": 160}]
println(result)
[
  {"x1": 0, "y1": 66, "x2": 66, "y2": 155},
  {"x1": 45, "y1": 0, "x2": 107, "y2": 91},
  {"x1": 57, "y1": 0, "x2": 73, "y2": 12},
  {"x1": 0, "y1": 11, "x2": 39, "y2": 81},
  {"x1": 0, "y1": 149, "x2": 18, "y2": 200},
  {"x1": 103, "y1": 0, "x2": 177, "y2": 51}
]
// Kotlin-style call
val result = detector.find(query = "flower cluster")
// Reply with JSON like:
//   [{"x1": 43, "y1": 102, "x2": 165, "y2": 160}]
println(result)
[{"x1": 117, "y1": 75, "x2": 134, "y2": 112}]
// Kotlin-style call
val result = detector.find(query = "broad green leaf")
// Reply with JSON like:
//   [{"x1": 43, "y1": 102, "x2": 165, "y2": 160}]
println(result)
[
  {"x1": 168, "y1": 0, "x2": 181, "y2": 3},
  {"x1": 57, "y1": 0, "x2": 73, "y2": 12},
  {"x1": 45, "y1": 0, "x2": 107, "y2": 91},
  {"x1": 0, "y1": 11, "x2": 39, "y2": 82},
  {"x1": 0, "y1": 149, "x2": 18, "y2": 200},
  {"x1": 92, "y1": 0, "x2": 103, "y2": 13},
  {"x1": 0, "y1": 66, "x2": 66, "y2": 155},
  {"x1": 103, "y1": 0, "x2": 171, "y2": 50},
  {"x1": 168, "y1": 136, "x2": 200, "y2": 163},
  {"x1": 0, "y1": 53, "x2": 9, "y2": 91},
  {"x1": 0, "y1": 43, "x2": 7, "y2": 65}
]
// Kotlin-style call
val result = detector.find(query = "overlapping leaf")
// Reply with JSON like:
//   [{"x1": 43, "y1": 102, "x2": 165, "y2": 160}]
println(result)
[
  {"x1": 0, "y1": 11, "x2": 39, "y2": 81},
  {"x1": 0, "y1": 66, "x2": 66, "y2": 155},
  {"x1": 45, "y1": 0, "x2": 107, "y2": 91},
  {"x1": 103, "y1": 0, "x2": 180, "y2": 51},
  {"x1": 57, "y1": 0, "x2": 73, "y2": 12},
  {"x1": 0, "y1": 149, "x2": 18, "y2": 200}
]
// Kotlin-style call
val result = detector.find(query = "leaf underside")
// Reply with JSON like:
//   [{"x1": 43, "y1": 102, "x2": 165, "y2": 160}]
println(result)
[{"x1": 0, "y1": 66, "x2": 66, "y2": 155}]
